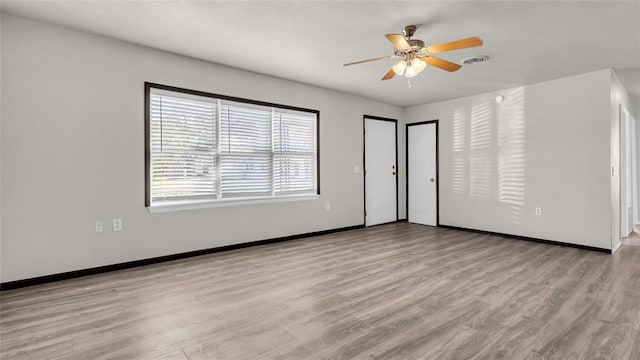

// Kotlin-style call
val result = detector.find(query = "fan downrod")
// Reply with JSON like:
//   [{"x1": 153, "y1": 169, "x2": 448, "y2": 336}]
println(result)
[{"x1": 402, "y1": 25, "x2": 417, "y2": 39}]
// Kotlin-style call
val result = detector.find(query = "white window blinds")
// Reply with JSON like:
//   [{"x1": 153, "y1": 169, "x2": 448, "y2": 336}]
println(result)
[
  {"x1": 147, "y1": 85, "x2": 318, "y2": 207},
  {"x1": 219, "y1": 103, "x2": 273, "y2": 197},
  {"x1": 149, "y1": 93, "x2": 217, "y2": 202},
  {"x1": 273, "y1": 111, "x2": 317, "y2": 195}
]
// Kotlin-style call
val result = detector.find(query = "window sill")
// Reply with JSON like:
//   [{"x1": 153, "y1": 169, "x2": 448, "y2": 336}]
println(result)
[{"x1": 148, "y1": 194, "x2": 320, "y2": 213}]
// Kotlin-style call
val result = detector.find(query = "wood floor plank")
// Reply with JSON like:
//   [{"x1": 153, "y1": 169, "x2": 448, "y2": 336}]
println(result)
[
  {"x1": 1, "y1": 223, "x2": 640, "y2": 359},
  {"x1": 152, "y1": 349, "x2": 189, "y2": 360},
  {"x1": 579, "y1": 321, "x2": 636, "y2": 359}
]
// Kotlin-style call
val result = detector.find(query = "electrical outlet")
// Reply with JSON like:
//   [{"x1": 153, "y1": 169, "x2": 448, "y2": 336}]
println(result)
[
  {"x1": 112, "y1": 218, "x2": 122, "y2": 232},
  {"x1": 535, "y1": 207, "x2": 542, "y2": 216},
  {"x1": 325, "y1": 201, "x2": 331, "y2": 210},
  {"x1": 94, "y1": 221, "x2": 103, "y2": 233}
]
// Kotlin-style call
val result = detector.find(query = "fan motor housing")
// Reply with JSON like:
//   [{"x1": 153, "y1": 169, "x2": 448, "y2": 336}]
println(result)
[{"x1": 408, "y1": 39, "x2": 425, "y2": 49}]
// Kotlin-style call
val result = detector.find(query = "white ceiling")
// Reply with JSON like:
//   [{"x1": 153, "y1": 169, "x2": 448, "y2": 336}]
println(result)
[{"x1": 2, "y1": 0, "x2": 639, "y2": 107}]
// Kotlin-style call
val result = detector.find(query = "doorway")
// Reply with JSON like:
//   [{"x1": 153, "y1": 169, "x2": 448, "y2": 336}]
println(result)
[
  {"x1": 620, "y1": 106, "x2": 638, "y2": 239},
  {"x1": 364, "y1": 116, "x2": 398, "y2": 226},
  {"x1": 407, "y1": 121, "x2": 439, "y2": 226}
]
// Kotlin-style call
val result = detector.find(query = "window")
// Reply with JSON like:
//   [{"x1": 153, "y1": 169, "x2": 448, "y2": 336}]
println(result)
[{"x1": 145, "y1": 83, "x2": 319, "y2": 209}]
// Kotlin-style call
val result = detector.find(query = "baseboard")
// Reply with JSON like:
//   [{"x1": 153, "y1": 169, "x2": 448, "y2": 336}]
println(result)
[
  {"x1": 612, "y1": 240, "x2": 622, "y2": 254},
  {"x1": 0, "y1": 224, "x2": 365, "y2": 291},
  {"x1": 364, "y1": 219, "x2": 407, "y2": 227},
  {"x1": 438, "y1": 224, "x2": 611, "y2": 254}
]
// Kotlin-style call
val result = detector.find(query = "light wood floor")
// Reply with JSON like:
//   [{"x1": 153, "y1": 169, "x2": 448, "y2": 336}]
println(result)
[{"x1": 1, "y1": 223, "x2": 640, "y2": 360}]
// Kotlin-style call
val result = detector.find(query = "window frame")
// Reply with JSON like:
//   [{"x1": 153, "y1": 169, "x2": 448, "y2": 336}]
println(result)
[{"x1": 144, "y1": 82, "x2": 320, "y2": 209}]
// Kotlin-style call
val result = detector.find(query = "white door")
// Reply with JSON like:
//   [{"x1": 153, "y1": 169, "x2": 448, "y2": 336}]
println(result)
[
  {"x1": 408, "y1": 122, "x2": 438, "y2": 226},
  {"x1": 365, "y1": 118, "x2": 397, "y2": 226}
]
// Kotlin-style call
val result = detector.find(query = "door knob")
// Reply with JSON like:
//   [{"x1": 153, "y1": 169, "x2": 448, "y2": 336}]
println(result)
[
  {"x1": 430, "y1": 178, "x2": 435, "y2": 182},
  {"x1": 393, "y1": 172, "x2": 396, "y2": 175}
]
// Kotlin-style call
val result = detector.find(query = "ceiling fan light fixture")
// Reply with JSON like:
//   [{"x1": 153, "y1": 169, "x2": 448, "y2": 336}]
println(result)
[
  {"x1": 392, "y1": 60, "x2": 407, "y2": 76},
  {"x1": 412, "y1": 58, "x2": 427, "y2": 74},
  {"x1": 404, "y1": 64, "x2": 418, "y2": 78}
]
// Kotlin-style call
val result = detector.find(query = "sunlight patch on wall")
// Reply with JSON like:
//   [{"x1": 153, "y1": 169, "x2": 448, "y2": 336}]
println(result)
[
  {"x1": 448, "y1": 89, "x2": 526, "y2": 224},
  {"x1": 497, "y1": 87, "x2": 526, "y2": 224},
  {"x1": 452, "y1": 109, "x2": 466, "y2": 194},
  {"x1": 469, "y1": 102, "x2": 492, "y2": 198},
  {"x1": 453, "y1": 109, "x2": 465, "y2": 152},
  {"x1": 452, "y1": 158, "x2": 466, "y2": 195}
]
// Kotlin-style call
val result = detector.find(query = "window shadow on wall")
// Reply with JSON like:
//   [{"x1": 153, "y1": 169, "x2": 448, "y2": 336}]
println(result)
[{"x1": 451, "y1": 87, "x2": 526, "y2": 224}]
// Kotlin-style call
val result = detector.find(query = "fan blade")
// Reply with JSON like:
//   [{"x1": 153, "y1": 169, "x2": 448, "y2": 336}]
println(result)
[
  {"x1": 385, "y1": 34, "x2": 411, "y2": 50},
  {"x1": 343, "y1": 55, "x2": 393, "y2": 67},
  {"x1": 425, "y1": 37, "x2": 483, "y2": 54},
  {"x1": 381, "y1": 68, "x2": 395, "y2": 81},
  {"x1": 422, "y1": 56, "x2": 462, "y2": 72}
]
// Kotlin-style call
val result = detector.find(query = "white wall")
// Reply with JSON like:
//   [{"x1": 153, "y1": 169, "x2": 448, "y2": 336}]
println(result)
[
  {"x1": 404, "y1": 70, "x2": 613, "y2": 249},
  {"x1": 0, "y1": 15, "x2": 3, "y2": 282},
  {"x1": 0, "y1": 15, "x2": 401, "y2": 282}
]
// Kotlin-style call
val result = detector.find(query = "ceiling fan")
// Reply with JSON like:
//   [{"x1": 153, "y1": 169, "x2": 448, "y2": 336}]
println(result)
[{"x1": 344, "y1": 25, "x2": 483, "y2": 80}]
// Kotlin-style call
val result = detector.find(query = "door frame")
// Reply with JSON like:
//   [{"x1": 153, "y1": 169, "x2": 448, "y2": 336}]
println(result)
[
  {"x1": 363, "y1": 115, "x2": 399, "y2": 226},
  {"x1": 620, "y1": 106, "x2": 638, "y2": 235},
  {"x1": 406, "y1": 120, "x2": 440, "y2": 226}
]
